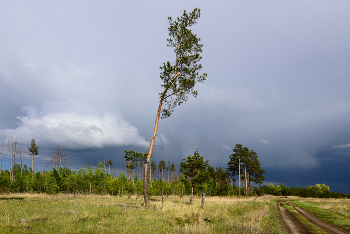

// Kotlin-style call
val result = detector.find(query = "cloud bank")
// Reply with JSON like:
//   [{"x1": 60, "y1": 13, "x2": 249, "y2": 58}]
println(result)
[{"x1": 0, "y1": 106, "x2": 149, "y2": 149}]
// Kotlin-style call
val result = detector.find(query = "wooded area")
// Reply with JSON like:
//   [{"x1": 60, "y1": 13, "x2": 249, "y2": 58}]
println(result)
[{"x1": 1, "y1": 136, "x2": 348, "y2": 199}]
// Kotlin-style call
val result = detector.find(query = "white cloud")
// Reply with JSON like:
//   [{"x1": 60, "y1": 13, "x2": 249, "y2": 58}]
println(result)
[
  {"x1": 332, "y1": 143, "x2": 350, "y2": 149},
  {"x1": 0, "y1": 107, "x2": 149, "y2": 149},
  {"x1": 260, "y1": 138, "x2": 269, "y2": 144}
]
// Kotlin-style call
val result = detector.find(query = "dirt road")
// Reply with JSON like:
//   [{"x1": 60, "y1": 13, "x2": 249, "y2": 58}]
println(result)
[{"x1": 278, "y1": 200, "x2": 350, "y2": 234}]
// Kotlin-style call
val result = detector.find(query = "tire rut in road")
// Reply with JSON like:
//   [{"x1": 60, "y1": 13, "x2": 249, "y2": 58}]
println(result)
[
  {"x1": 279, "y1": 200, "x2": 350, "y2": 234},
  {"x1": 287, "y1": 202, "x2": 350, "y2": 234},
  {"x1": 278, "y1": 201, "x2": 312, "y2": 234}
]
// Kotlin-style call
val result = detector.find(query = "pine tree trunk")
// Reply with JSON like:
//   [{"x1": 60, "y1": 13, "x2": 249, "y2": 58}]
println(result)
[
  {"x1": 238, "y1": 157, "x2": 241, "y2": 198},
  {"x1": 143, "y1": 162, "x2": 149, "y2": 206},
  {"x1": 32, "y1": 155, "x2": 34, "y2": 180},
  {"x1": 143, "y1": 98, "x2": 164, "y2": 207}
]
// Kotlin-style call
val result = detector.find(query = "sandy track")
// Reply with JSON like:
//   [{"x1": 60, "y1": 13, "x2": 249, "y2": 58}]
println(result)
[
  {"x1": 278, "y1": 200, "x2": 350, "y2": 234},
  {"x1": 278, "y1": 201, "x2": 312, "y2": 234},
  {"x1": 288, "y1": 202, "x2": 350, "y2": 234}
]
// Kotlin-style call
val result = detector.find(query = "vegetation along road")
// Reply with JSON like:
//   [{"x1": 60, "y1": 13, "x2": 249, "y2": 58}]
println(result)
[{"x1": 278, "y1": 199, "x2": 350, "y2": 234}]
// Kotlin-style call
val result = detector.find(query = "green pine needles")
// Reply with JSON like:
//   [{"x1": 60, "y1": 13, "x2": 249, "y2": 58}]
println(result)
[{"x1": 160, "y1": 8, "x2": 207, "y2": 118}]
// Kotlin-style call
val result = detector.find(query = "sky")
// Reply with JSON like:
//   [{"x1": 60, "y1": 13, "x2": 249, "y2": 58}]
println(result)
[{"x1": 1, "y1": 1, "x2": 350, "y2": 193}]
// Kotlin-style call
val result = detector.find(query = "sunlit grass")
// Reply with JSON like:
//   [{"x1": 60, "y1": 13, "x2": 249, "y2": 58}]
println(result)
[
  {"x1": 291, "y1": 198, "x2": 350, "y2": 231},
  {"x1": 0, "y1": 193, "x2": 283, "y2": 233}
]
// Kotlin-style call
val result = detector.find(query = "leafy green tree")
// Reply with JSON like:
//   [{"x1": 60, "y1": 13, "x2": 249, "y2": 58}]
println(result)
[
  {"x1": 28, "y1": 139, "x2": 39, "y2": 179},
  {"x1": 142, "y1": 8, "x2": 207, "y2": 206},
  {"x1": 180, "y1": 149, "x2": 210, "y2": 204},
  {"x1": 45, "y1": 169, "x2": 59, "y2": 195},
  {"x1": 86, "y1": 163, "x2": 94, "y2": 194},
  {"x1": 94, "y1": 162, "x2": 107, "y2": 195}
]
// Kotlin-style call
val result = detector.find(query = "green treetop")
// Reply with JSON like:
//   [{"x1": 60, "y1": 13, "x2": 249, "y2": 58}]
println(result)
[{"x1": 180, "y1": 149, "x2": 210, "y2": 204}]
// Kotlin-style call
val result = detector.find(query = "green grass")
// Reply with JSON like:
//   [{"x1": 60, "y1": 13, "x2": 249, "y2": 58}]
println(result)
[
  {"x1": 290, "y1": 199, "x2": 350, "y2": 231},
  {"x1": 0, "y1": 193, "x2": 283, "y2": 234}
]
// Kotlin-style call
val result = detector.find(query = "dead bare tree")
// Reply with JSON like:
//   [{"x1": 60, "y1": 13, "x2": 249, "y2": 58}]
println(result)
[
  {"x1": 7, "y1": 136, "x2": 20, "y2": 181},
  {"x1": 1, "y1": 137, "x2": 4, "y2": 175},
  {"x1": 53, "y1": 146, "x2": 66, "y2": 169},
  {"x1": 8, "y1": 136, "x2": 12, "y2": 181},
  {"x1": 19, "y1": 141, "x2": 23, "y2": 179}
]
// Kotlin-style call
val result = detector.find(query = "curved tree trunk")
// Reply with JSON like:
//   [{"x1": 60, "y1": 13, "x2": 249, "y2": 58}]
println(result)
[{"x1": 143, "y1": 98, "x2": 163, "y2": 207}]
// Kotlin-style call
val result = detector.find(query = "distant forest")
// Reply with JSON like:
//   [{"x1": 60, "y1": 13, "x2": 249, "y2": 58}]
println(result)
[
  {"x1": 1, "y1": 137, "x2": 349, "y2": 198},
  {"x1": 0, "y1": 161, "x2": 348, "y2": 199}
]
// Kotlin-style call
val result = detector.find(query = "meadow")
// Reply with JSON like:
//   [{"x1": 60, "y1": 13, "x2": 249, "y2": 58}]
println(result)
[{"x1": 0, "y1": 193, "x2": 283, "y2": 234}]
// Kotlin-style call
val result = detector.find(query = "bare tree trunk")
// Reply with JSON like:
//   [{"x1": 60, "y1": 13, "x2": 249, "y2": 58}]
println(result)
[
  {"x1": 8, "y1": 137, "x2": 11, "y2": 181},
  {"x1": 201, "y1": 193, "x2": 205, "y2": 208},
  {"x1": 19, "y1": 142, "x2": 23, "y2": 179},
  {"x1": 238, "y1": 157, "x2": 241, "y2": 198},
  {"x1": 244, "y1": 167, "x2": 247, "y2": 196},
  {"x1": 0, "y1": 138, "x2": 4, "y2": 175},
  {"x1": 31, "y1": 155, "x2": 34, "y2": 180},
  {"x1": 190, "y1": 185, "x2": 193, "y2": 204},
  {"x1": 143, "y1": 98, "x2": 163, "y2": 207}
]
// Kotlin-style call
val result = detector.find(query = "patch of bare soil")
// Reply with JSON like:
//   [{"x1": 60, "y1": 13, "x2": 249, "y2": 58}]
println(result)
[{"x1": 278, "y1": 200, "x2": 350, "y2": 234}]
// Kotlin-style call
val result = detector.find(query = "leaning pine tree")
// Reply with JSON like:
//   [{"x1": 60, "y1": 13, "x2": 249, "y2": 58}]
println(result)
[{"x1": 143, "y1": 8, "x2": 207, "y2": 207}]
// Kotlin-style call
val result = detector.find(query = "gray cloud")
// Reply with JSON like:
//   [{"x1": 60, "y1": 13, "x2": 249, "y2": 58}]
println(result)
[
  {"x1": 1, "y1": 1, "x2": 350, "y2": 192},
  {"x1": 333, "y1": 143, "x2": 350, "y2": 149}
]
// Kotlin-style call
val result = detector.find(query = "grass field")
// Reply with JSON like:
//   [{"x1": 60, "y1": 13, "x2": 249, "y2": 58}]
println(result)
[
  {"x1": 0, "y1": 193, "x2": 284, "y2": 234},
  {"x1": 290, "y1": 198, "x2": 350, "y2": 231}
]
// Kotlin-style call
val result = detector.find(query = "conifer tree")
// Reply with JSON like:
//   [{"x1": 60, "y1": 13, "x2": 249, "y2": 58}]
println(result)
[{"x1": 143, "y1": 8, "x2": 207, "y2": 207}]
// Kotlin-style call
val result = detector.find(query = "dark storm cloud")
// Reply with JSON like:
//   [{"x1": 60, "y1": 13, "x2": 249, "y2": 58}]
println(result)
[{"x1": 1, "y1": 1, "x2": 350, "y2": 192}]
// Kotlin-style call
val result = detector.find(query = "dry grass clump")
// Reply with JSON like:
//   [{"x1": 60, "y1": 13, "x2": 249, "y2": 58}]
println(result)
[{"x1": 0, "y1": 193, "x2": 282, "y2": 233}]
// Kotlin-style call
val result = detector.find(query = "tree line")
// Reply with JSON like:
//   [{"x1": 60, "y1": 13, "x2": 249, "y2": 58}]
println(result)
[
  {"x1": 256, "y1": 183, "x2": 350, "y2": 199},
  {"x1": 1, "y1": 138, "x2": 347, "y2": 199},
  {"x1": 0, "y1": 139, "x2": 266, "y2": 199}
]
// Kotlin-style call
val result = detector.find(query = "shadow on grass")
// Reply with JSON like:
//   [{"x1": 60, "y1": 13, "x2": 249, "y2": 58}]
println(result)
[{"x1": 0, "y1": 197, "x2": 24, "y2": 200}]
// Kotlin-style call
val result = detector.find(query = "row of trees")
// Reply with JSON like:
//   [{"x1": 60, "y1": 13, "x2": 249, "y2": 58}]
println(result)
[
  {"x1": 1, "y1": 137, "x2": 39, "y2": 182},
  {"x1": 0, "y1": 161, "x2": 234, "y2": 198},
  {"x1": 1, "y1": 149, "x2": 347, "y2": 199},
  {"x1": 124, "y1": 150, "x2": 178, "y2": 183},
  {"x1": 0, "y1": 135, "x2": 265, "y2": 201},
  {"x1": 1, "y1": 137, "x2": 72, "y2": 181},
  {"x1": 257, "y1": 183, "x2": 350, "y2": 199}
]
